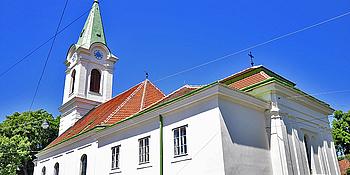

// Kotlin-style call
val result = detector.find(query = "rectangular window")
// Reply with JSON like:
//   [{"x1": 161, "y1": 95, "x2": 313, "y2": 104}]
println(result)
[
  {"x1": 138, "y1": 137, "x2": 150, "y2": 164},
  {"x1": 111, "y1": 145, "x2": 120, "y2": 169},
  {"x1": 173, "y1": 125, "x2": 188, "y2": 156}
]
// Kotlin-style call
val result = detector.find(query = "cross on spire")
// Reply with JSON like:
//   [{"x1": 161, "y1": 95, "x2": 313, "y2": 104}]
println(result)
[
  {"x1": 145, "y1": 71, "x2": 149, "y2": 79},
  {"x1": 248, "y1": 51, "x2": 255, "y2": 67}
]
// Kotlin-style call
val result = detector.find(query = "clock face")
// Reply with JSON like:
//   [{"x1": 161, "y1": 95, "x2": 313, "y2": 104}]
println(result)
[
  {"x1": 94, "y1": 50, "x2": 103, "y2": 60},
  {"x1": 71, "y1": 53, "x2": 77, "y2": 62}
]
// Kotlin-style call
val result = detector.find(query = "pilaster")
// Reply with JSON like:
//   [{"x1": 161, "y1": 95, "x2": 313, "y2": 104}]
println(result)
[{"x1": 268, "y1": 94, "x2": 290, "y2": 175}]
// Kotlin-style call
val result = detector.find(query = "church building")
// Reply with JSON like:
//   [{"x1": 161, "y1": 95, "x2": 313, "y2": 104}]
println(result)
[{"x1": 34, "y1": 1, "x2": 340, "y2": 174}]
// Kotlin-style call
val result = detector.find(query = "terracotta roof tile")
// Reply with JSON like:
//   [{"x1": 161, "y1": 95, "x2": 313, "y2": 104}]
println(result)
[
  {"x1": 47, "y1": 66, "x2": 294, "y2": 149},
  {"x1": 47, "y1": 80, "x2": 165, "y2": 148},
  {"x1": 157, "y1": 85, "x2": 201, "y2": 104},
  {"x1": 229, "y1": 71, "x2": 270, "y2": 89}
]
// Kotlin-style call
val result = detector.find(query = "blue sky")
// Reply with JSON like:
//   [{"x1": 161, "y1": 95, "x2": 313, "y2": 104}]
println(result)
[{"x1": 0, "y1": 0, "x2": 349, "y2": 120}]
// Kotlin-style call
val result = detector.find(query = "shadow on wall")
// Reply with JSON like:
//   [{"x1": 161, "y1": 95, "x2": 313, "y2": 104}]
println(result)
[
  {"x1": 218, "y1": 99, "x2": 269, "y2": 150},
  {"x1": 218, "y1": 98, "x2": 272, "y2": 175}
]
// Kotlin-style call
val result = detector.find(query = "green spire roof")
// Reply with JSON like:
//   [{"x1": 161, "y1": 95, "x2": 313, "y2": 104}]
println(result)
[{"x1": 77, "y1": 0, "x2": 106, "y2": 48}]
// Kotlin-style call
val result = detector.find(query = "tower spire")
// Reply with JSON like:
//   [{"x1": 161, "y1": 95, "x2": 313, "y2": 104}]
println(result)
[{"x1": 77, "y1": 0, "x2": 106, "y2": 48}]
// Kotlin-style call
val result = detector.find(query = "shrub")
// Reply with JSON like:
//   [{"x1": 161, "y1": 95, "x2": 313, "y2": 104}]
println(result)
[
  {"x1": 346, "y1": 168, "x2": 350, "y2": 175},
  {"x1": 346, "y1": 154, "x2": 350, "y2": 161}
]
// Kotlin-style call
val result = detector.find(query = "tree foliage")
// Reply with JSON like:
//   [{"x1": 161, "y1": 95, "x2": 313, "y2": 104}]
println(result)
[
  {"x1": 0, "y1": 110, "x2": 59, "y2": 175},
  {"x1": 332, "y1": 110, "x2": 350, "y2": 155},
  {"x1": 0, "y1": 135, "x2": 30, "y2": 175}
]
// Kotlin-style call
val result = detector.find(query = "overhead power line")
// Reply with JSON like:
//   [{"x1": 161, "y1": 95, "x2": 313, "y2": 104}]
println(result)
[
  {"x1": 0, "y1": 2, "x2": 94, "y2": 79},
  {"x1": 286, "y1": 90, "x2": 350, "y2": 99},
  {"x1": 29, "y1": 0, "x2": 70, "y2": 110},
  {"x1": 154, "y1": 11, "x2": 350, "y2": 83}
]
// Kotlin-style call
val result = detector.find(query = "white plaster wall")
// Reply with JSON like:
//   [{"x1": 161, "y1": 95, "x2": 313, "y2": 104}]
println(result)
[
  {"x1": 60, "y1": 45, "x2": 115, "y2": 135},
  {"x1": 41, "y1": 83, "x2": 342, "y2": 175},
  {"x1": 247, "y1": 83, "x2": 339, "y2": 175},
  {"x1": 97, "y1": 117, "x2": 160, "y2": 175},
  {"x1": 277, "y1": 96, "x2": 339, "y2": 175},
  {"x1": 58, "y1": 109, "x2": 79, "y2": 135},
  {"x1": 62, "y1": 70, "x2": 71, "y2": 104},
  {"x1": 218, "y1": 96, "x2": 272, "y2": 175},
  {"x1": 35, "y1": 138, "x2": 98, "y2": 175},
  {"x1": 95, "y1": 96, "x2": 225, "y2": 175},
  {"x1": 162, "y1": 98, "x2": 225, "y2": 175}
]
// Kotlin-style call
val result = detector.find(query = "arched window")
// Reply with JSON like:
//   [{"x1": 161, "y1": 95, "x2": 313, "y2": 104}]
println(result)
[
  {"x1": 41, "y1": 166, "x2": 46, "y2": 175},
  {"x1": 304, "y1": 135, "x2": 312, "y2": 172},
  {"x1": 70, "y1": 69, "x2": 76, "y2": 94},
  {"x1": 80, "y1": 154, "x2": 87, "y2": 175},
  {"x1": 54, "y1": 163, "x2": 59, "y2": 175},
  {"x1": 90, "y1": 69, "x2": 101, "y2": 93}
]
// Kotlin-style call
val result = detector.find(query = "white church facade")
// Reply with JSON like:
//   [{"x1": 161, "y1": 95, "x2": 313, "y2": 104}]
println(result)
[{"x1": 34, "y1": 1, "x2": 340, "y2": 175}]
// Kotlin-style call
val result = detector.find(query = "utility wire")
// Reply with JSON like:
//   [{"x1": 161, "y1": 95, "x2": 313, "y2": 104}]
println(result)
[
  {"x1": 154, "y1": 11, "x2": 350, "y2": 83},
  {"x1": 176, "y1": 131, "x2": 220, "y2": 175},
  {"x1": 268, "y1": 115, "x2": 334, "y2": 129},
  {"x1": 175, "y1": 115, "x2": 335, "y2": 174},
  {"x1": 175, "y1": 94, "x2": 335, "y2": 173},
  {"x1": 286, "y1": 90, "x2": 350, "y2": 99},
  {"x1": 0, "y1": 3, "x2": 93, "y2": 79},
  {"x1": 29, "y1": 0, "x2": 70, "y2": 110}
]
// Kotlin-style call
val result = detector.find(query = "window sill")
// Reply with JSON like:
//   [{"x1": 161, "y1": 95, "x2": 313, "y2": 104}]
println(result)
[
  {"x1": 171, "y1": 156, "x2": 192, "y2": 164},
  {"x1": 174, "y1": 153, "x2": 188, "y2": 158},
  {"x1": 109, "y1": 170, "x2": 122, "y2": 174},
  {"x1": 88, "y1": 91, "x2": 102, "y2": 96},
  {"x1": 111, "y1": 167, "x2": 120, "y2": 171},
  {"x1": 137, "y1": 163, "x2": 152, "y2": 170}
]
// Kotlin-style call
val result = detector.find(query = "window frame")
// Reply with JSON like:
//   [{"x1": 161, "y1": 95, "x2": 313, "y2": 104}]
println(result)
[
  {"x1": 304, "y1": 134, "x2": 312, "y2": 173},
  {"x1": 111, "y1": 145, "x2": 121, "y2": 170},
  {"x1": 80, "y1": 154, "x2": 87, "y2": 175},
  {"x1": 70, "y1": 69, "x2": 76, "y2": 95},
  {"x1": 54, "y1": 163, "x2": 59, "y2": 175},
  {"x1": 41, "y1": 166, "x2": 46, "y2": 175},
  {"x1": 138, "y1": 136, "x2": 150, "y2": 165},
  {"x1": 173, "y1": 125, "x2": 188, "y2": 157},
  {"x1": 89, "y1": 69, "x2": 101, "y2": 93}
]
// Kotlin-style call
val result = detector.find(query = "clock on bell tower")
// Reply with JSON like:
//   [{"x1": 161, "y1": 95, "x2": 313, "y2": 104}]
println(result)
[{"x1": 59, "y1": 0, "x2": 118, "y2": 135}]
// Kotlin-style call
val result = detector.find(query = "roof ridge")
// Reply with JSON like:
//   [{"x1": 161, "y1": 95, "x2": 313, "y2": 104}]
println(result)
[
  {"x1": 184, "y1": 84, "x2": 203, "y2": 88},
  {"x1": 164, "y1": 84, "x2": 201, "y2": 99},
  {"x1": 260, "y1": 71, "x2": 270, "y2": 79},
  {"x1": 102, "y1": 82, "x2": 145, "y2": 124},
  {"x1": 140, "y1": 80, "x2": 148, "y2": 110},
  {"x1": 218, "y1": 65, "x2": 263, "y2": 82}
]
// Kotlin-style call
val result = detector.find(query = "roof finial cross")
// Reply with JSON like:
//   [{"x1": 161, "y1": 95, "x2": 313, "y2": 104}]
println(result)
[
  {"x1": 145, "y1": 71, "x2": 149, "y2": 79},
  {"x1": 248, "y1": 51, "x2": 255, "y2": 67}
]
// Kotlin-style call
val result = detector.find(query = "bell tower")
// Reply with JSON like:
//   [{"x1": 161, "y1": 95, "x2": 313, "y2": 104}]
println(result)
[{"x1": 59, "y1": 0, "x2": 118, "y2": 135}]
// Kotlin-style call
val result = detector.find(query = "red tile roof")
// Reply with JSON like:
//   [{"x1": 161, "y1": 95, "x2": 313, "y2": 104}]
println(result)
[
  {"x1": 229, "y1": 71, "x2": 270, "y2": 89},
  {"x1": 47, "y1": 66, "x2": 296, "y2": 149},
  {"x1": 159, "y1": 85, "x2": 202, "y2": 104},
  {"x1": 220, "y1": 65, "x2": 295, "y2": 90},
  {"x1": 47, "y1": 80, "x2": 165, "y2": 148}
]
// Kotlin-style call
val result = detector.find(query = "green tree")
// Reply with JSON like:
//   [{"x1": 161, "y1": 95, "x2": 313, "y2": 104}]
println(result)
[
  {"x1": 332, "y1": 110, "x2": 350, "y2": 155},
  {"x1": 0, "y1": 135, "x2": 31, "y2": 175},
  {"x1": 0, "y1": 110, "x2": 60, "y2": 175}
]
